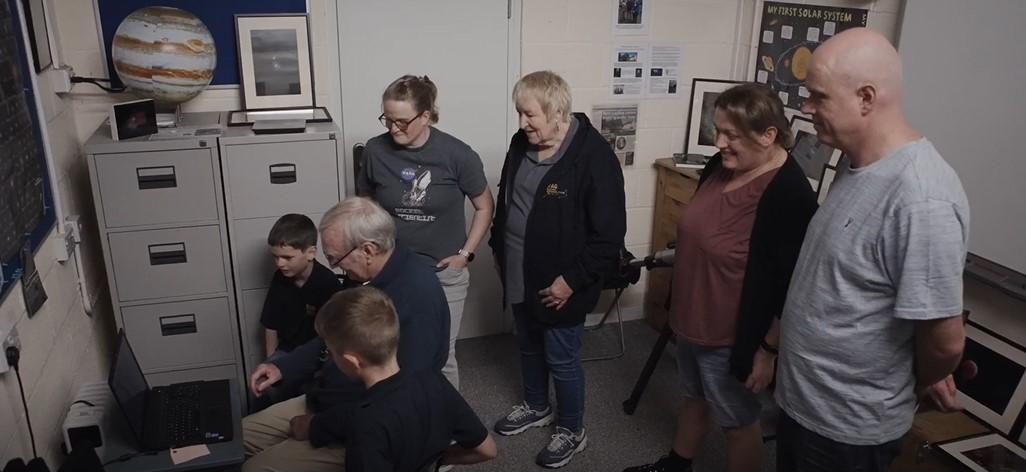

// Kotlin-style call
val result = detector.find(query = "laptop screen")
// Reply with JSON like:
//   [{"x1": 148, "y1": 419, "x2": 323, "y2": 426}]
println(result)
[{"x1": 108, "y1": 331, "x2": 149, "y2": 446}]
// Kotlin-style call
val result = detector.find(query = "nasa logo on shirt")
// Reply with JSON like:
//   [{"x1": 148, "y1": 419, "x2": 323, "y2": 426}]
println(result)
[{"x1": 401, "y1": 168, "x2": 417, "y2": 181}]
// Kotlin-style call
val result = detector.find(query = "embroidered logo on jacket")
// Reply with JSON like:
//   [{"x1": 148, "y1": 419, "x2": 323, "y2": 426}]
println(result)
[{"x1": 545, "y1": 183, "x2": 568, "y2": 198}]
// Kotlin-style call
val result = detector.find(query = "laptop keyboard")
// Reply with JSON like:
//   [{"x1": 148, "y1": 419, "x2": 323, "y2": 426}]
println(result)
[{"x1": 161, "y1": 383, "x2": 203, "y2": 445}]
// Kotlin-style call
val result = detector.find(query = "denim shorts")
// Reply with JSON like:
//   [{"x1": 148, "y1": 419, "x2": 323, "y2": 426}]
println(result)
[{"x1": 676, "y1": 338, "x2": 761, "y2": 429}]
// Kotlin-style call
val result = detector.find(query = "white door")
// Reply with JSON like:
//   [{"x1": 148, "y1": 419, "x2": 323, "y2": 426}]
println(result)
[{"x1": 335, "y1": 0, "x2": 519, "y2": 337}]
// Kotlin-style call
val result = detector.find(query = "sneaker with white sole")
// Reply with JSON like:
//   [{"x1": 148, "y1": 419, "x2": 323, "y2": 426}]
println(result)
[
  {"x1": 535, "y1": 426, "x2": 587, "y2": 469},
  {"x1": 493, "y1": 402, "x2": 554, "y2": 436}
]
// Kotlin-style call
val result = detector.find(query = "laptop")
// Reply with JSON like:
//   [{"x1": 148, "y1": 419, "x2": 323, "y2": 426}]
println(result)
[{"x1": 108, "y1": 331, "x2": 233, "y2": 451}]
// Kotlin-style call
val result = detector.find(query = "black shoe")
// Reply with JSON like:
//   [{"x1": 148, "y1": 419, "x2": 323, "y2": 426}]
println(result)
[{"x1": 622, "y1": 455, "x2": 691, "y2": 472}]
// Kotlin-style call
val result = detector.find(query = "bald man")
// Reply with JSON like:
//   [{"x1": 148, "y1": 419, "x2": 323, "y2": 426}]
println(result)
[{"x1": 774, "y1": 28, "x2": 969, "y2": 471}]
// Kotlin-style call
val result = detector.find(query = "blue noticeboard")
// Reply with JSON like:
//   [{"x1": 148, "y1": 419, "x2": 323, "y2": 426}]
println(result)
[
  {"x1": 96, "y1": 0, "x2": 307, "y2": 87},
  {"x1": 0, "y1": 0, "x2": 57, "y2": 301}
]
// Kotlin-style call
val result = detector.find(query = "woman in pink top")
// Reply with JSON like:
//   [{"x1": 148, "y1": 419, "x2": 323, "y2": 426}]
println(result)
[{"x1": 625, "y1": 84, "x2": 817, "y2": 472}]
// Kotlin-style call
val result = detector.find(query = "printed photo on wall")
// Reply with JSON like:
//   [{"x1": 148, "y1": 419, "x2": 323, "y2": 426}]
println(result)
[{"x1": 789, "y1": 115, "x2": 841, "y2": 192}]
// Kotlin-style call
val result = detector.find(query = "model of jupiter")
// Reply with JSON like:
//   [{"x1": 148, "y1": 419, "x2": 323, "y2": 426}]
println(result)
[{"x1": 112, "y1": 6, "x2": 216, "y2": 106}]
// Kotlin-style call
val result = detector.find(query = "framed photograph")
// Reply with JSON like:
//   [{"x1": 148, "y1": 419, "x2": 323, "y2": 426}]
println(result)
[
  {"x1": 235, "y1": 14, "x2": 314, "y2": 110},
  {"x1": 956, "y1": 321, "x2": 1026, "y2": 435},
  {"x1": 684, "y1": 78, "x2": 741, "y2": 157},
  {"x1": 109, "y1": 99, "x2": 157, "y2": 141},
  {"x1": 936, "y1": 433, "x2": 1026, "y2": 472},
  {"x1": 789, "y1": 115, "x2": 841, "y2": 192}
]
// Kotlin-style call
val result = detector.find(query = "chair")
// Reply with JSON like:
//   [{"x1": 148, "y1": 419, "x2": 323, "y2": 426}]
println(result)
[{"x1": 582, "y1": 248, "x2": 641, "y2": 363}]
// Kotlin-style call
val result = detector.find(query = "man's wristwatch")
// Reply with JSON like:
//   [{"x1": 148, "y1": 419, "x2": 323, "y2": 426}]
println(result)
[{"x1": 457, "y1": 249, "x2": 475, "y2": 262}]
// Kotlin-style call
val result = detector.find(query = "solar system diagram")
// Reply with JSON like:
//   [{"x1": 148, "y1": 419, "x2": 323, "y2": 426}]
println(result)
[{"x1": 754, "y1": 2, "x2": 867, "y2": 109}]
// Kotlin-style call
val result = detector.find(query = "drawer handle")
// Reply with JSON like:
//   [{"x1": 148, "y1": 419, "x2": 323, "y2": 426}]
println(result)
[
  {"x1": 136, "y1": 166, "x2": 177, "y2": 189},
  {"x1": 148, "y1": 242, "x2": 187, "y2": 265},
  {"x1": 160, "y1": 314, "x2": 197, "y2": 336},
  {"x1": 269, "y1": 164, "x2": 297, "y2": 184}
]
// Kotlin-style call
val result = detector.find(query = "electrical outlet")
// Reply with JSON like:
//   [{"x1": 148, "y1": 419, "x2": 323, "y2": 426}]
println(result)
[{"x1": 0, "y1": 326, "x2": 18, "y2": 374}]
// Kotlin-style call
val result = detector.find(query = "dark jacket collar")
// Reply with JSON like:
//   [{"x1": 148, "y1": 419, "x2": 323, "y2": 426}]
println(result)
[{"x1": 370, "y1": 244, "x2": 414, "y2": 290}]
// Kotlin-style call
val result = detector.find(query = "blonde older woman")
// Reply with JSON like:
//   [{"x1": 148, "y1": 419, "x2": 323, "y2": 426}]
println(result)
[{"x1": 488, "y1": 71, "x2": 626, "y2": 468}]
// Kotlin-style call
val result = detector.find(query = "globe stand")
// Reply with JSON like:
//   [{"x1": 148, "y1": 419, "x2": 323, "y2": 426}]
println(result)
[{"x1": 155, "y1": 104, "x2": 183, "y2": 128}]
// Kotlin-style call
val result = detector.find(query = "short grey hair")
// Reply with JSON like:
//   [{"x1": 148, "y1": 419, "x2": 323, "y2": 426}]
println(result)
[
  {"x1": 512, "y1": 70, "x2": 572, "y2": 122},
  {"x1": 319, "y1": 197, "x2": 396, "y2": 253}
]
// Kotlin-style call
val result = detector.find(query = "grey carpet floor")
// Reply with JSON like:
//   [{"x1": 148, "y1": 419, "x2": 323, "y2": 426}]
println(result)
[{"x1": 455, "y1": 320, "x2": 777, "y2": 472}]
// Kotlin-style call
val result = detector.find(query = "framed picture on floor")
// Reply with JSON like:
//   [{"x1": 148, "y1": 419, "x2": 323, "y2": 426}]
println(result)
[
  {"x1": 956, "y1": 321, "x2": 1026, "y2": 436},
  {"x1": 935, "y1": 432, "x2": 1026, "y2": 472},
  {"x1": 235, "y1": 13, "x2": 314, "y2": 110},
  {"x1": 684, "y1": 78, "x2": 740, "y2": 157},
  {"x1": 789, "y1": 115, "x2": 841, "y2": 192}
]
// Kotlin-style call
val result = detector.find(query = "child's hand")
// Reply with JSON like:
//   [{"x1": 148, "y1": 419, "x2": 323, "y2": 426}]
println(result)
[{"x1": 249, "y1": 363, "x2": 282, "y2": 397}]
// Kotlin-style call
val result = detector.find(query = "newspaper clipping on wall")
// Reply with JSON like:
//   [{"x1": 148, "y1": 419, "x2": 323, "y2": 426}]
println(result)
[{"x1": 593, "y1": 104, "x2": 638, "y2": 166}]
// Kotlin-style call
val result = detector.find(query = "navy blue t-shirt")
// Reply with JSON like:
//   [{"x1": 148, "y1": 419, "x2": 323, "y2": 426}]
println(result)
[
  {"x1": 345, "y1": 369, "x2": 488, "y2": 472},
  {"x1": 260, "y1": 260, "x2": 341, "y2": 352}
]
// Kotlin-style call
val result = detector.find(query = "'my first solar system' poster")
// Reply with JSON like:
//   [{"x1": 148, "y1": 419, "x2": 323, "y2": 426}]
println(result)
[{"x1": 755, "y1": 2, "x2": 867, "y2": 109}]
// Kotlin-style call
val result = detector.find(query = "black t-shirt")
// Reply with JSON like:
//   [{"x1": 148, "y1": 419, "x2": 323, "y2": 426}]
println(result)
[
  {"x1": 260, "y1": 261, "x2": 341, "y2": 352},
  {"x1": 345, "y1": 370, "x2": 488, "y2": 472}
]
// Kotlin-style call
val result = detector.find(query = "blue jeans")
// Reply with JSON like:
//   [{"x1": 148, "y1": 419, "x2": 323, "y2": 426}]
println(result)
[
  {"x1": 513, "y1": 304, "x2": 585, "y2": 431},
  {"x1": 776, "y1": 412, "x2": 903, "y2": 472}
]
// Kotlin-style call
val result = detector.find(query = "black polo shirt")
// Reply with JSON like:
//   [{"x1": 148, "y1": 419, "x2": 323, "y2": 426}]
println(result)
[
  {"x1": 345, "y1": 369, "x2": 488, "y2": 472},
  {"x1": 260, "y1": 260, "x2": 341, "y2": 352}
]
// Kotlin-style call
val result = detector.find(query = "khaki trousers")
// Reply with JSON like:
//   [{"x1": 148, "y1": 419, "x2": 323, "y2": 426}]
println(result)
[{"x1": 241, "y1": 395, "x2": 345, "y2": 472}]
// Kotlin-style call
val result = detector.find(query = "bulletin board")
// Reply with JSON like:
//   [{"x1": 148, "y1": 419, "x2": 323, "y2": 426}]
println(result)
[
  {"x1": 96, "y1": 0, "x2": 307, "y2": 87},
  {"x1": 0, "y1": 0, "x2": 56, "y2": 300},
  {"x1": 753, "y1": 2, "x2": 867, "y2": 110}
]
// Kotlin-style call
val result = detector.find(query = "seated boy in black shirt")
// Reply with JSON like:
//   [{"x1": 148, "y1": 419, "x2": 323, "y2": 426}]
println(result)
[
  {"x1": 261, "y1": 214, "x2": 340, "y2": 359},
  {"x1": 315, "y1": 286, "x2": 497, "y2": 472}
]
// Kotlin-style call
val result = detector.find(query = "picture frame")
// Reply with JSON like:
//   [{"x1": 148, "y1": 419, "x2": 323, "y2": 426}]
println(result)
[
  {"x1": 235, "y1": 14, "x2": 315, "y2": 111},
  {"x1": 956, "y1": 321, "x2": 1026, "y2": 436},
  {"x1": 684, "y1": 78, "x2": 741, "y2": 157},
  {"x1": 109, "y1": 99, "x2": 157, "y2": 141},
  {"x1": 935, "y1": 432, "x2": 1026, "y2": 472},
  {"x1": 789, "y1": 115, "x2": 841, "y2": 192}
]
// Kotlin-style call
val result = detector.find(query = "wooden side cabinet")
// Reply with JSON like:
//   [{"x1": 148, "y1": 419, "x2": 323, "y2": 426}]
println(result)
[{"x1": 644, "y1": 158, "x2": 700, "y2": 328}]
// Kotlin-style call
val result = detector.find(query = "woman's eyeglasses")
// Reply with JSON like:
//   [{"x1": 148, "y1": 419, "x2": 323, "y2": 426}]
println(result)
[{"x1": 378, "y1": 112, "x2": 421, "y2": 131}]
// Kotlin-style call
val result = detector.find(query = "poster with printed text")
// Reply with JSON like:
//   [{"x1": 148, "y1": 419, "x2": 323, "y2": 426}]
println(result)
[
  {"x1": 593, "y1": 104, "x2": 638, "y2": 166},
  {"x1": 754, "y1": 2, "x2": 867, "y2": 109}
]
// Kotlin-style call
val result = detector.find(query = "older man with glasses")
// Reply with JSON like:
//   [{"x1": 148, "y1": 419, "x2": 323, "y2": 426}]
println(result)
[{"x1": 241, "y1": 197, "x2": 450, "y2": 472}]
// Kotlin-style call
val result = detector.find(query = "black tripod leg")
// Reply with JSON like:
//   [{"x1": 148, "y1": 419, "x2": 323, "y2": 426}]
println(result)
[{"x1": 622, "y1": 322, "x2": 673, "y2": 415}]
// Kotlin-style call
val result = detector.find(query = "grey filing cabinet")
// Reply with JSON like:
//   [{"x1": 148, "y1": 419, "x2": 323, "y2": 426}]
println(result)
[
  {"x1": 85, "y1": 112, "x2": 243, "y2": 395},
  {"x1": 218, "y1": 120, "x2": 342, "y2": 384}
]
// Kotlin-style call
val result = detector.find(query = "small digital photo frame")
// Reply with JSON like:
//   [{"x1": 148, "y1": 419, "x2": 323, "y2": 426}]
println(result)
[{"x1": 109, "y1": 99, "x2": 157, "y2": 141}]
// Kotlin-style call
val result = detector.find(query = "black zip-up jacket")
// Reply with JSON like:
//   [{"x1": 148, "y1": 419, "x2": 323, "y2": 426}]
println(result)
[
  {"x1": 696, "y1": 153, "x2": 817, "y2": 382},
  {"x1": 489, "y1": 113, "x2": 627, "y2": 327}
]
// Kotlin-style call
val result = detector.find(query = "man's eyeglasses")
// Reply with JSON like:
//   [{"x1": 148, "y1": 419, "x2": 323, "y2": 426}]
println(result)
[
  {"x1": 378, "y1": 112, "x2": 422, "y2": 131},
  {"x1": 325, "y1": 244, "x2": 360, "y2": 268}
]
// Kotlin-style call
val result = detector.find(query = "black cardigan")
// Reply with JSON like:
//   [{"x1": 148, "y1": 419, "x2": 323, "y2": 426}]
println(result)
[
  {"x1": 695, "y1": 153, "x2": 817, "y2": 382},
  {"x1": 489, "y1": 113, "x2": 627, "y2": 327}
]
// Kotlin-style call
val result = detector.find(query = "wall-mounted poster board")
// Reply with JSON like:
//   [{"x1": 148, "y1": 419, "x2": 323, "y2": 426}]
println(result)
[
  {"x1": 752, "y1": 1, "x2": 867, "y2": 110},
  {"x1": 0, "y1": 0, "x2": 56, "y2": 301},
  {"x1": 96, "y1": 0, "x2": 307, "y2": 87}
]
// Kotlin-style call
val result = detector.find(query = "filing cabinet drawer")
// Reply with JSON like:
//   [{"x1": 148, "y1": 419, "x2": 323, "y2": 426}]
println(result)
[
  {"x1": 232, "y1": 213, "x2": 328, "y2": 290},
  {"x1": 224, "y1": 140, "x2": 338, "y2": 219},
  {"x1": 108, "y1": 226, "x2": 227, "y2": 301},
  {"x1": 94, "y1": 149, "x2": 219, "y2": 227},
  {"x1": 145, "y1": 363, "x2": 238, "y2": 387},
  {"x1": 240, "y1": 288, "x2": 269, "y2": 376},
  {"x1": 122, "y1": 297, "x2": 236, "y2": 372}
]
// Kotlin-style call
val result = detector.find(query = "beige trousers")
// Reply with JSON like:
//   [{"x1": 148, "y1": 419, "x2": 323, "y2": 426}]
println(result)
[{"x1": 241, "y1": 395, "x2": 345, "y2": 472}]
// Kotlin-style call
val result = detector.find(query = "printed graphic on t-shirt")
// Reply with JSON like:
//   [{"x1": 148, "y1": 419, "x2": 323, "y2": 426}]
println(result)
[{"x1": 396, "y1": 167, "x2": 437, "y2": 223}]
